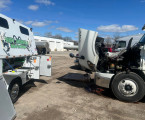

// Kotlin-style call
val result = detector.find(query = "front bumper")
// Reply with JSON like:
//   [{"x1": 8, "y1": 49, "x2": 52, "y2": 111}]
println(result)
[{"x1": 94, "y1": 72, "x2": 114, "y2": 88}]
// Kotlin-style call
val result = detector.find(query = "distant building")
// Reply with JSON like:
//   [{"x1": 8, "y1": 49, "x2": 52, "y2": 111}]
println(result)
[
  {"x1": 34, "y1": 36, "x2": 76, "y2": 51},
  {"x1": 64, "y1": 41, "x2": 74, "y2": 47}
]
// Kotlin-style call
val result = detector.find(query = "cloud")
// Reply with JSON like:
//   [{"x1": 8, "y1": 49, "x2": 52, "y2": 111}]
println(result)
[
  {"x1": 25, "y1": 21, "x2": 33, "y2": 25},
  {"x1": 35, "y1": 0, "x2": 55, "y2": 5},
  {"x1": 59, "y1": 12, "x2": 63, "y2": 15},
  {"x1": 24, "y1": 20, "x2": 58, "y2": 27},
  {"x1": 56, "y1": 27, "x2": 73, "y2": 32},
  {"x1": 97, "y1": 24, "x2": 138, "y2": 32},
  {"x1": 140, "y1": 0, "x2": 145, "y2": 2},
  {"x1": 48, "y1": 26, "x2": 55, "y2": 29},
  {"x1": 32, "y1": 21, "x2": 47, "y2": 27},
  {"x1": 28, "y1": 5, "x2": 39, "y2": 11},
  {"x1": 0, "y1": 0, "x2": 11, "y2": 10}
]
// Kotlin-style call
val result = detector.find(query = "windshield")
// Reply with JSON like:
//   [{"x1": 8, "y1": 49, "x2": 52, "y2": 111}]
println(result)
[
  {"x1": 139, "y1": 34, "x2": 145, "y2": 44},
  {"x1": 118, "y1": 41, "x2": 126, "y2": 48}
]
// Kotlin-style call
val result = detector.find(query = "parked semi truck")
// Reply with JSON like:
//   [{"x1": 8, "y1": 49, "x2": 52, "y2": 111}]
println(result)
[
  {"x1": 114, "y1": 34, "x2": 143, "y2": 52},
  {"x1": 70, "y1": 27, "x2": 145, "y2": 102},
  {"x1": 0, "y1": 13, "x2": 51, "y2": 104}
]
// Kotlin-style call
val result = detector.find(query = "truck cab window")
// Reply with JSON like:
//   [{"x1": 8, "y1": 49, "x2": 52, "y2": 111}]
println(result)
[
  {"x1": 19, "y1": 26, "x2": 29, "y2": 35},
  {"x1": 0, "y1": 17, "x2": 9, "y2": 29},
  {"x1": 118, "y1": 41, "x2": 126, "y2": 48}
]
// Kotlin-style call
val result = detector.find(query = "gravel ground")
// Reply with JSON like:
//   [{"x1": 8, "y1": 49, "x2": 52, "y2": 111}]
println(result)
[{"x1": 14, "y1": 51, "x2": 145, "y2": 120}]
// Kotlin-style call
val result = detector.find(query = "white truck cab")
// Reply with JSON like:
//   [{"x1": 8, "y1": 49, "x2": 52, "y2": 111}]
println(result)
[
  {"x1": 0, "y1": 14, "x2": 37, "y2": 57},
  {"x1": 0, "y1": 14, "x2": 52, "y2": 104},
  {"x1": 71, "y1": 28, "x2": 145, "y2": 102},
  {"x1": 114, "y1": 34, "x2": 143, "y2": 52}
]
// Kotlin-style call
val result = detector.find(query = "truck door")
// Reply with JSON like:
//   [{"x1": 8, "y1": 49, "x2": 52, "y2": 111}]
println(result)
[{"x1": 78, "y1": 28, "x2": 99, "y2": 71}]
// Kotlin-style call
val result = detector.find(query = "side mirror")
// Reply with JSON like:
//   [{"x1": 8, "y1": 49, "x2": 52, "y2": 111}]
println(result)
[
  {"x1": 142, "y1": 24, "x2": 145, "y2": 31},
  {"x1": 127, "y1": 37, "x2": 133, "y2": 50},
  {"x1": 69, "y1": 53, "x2": 74, "y2": 58}
]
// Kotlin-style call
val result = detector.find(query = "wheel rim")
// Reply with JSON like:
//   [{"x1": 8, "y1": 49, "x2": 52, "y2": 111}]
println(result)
[
  {"x1": 10, "y1": 83, "x2": 19, "y2": 100},
  {"x1": 118, "y1": 79, "x2": 138, "y2": 97}
]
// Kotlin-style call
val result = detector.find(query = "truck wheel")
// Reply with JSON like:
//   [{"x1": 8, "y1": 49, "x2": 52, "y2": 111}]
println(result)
[
  {"x1": 8, "y1": 80, "x2": 21, "y2": 103},
  {"x1": 111, "y1": 72, "x2": 145, "y2": 102}
]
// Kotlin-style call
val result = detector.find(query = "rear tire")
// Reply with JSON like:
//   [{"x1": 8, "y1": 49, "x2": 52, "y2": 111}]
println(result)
[
  {"x1": 9, "y1": 80, "x2": 21, "y2": 103},
  {"x1": 111, "y1": 72, "x2": 145, "y2": 102}
]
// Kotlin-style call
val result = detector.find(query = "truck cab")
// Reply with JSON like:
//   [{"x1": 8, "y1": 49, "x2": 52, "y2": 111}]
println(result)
[
  {"x1": 0, "y1": 14, "x2": 51, "y2": 103},
  {"x1": 114, "y1": 34, "x2": 143, "y2": 52},
  {"x1": 74, "y1": 28, "x2": 145, "y2": 102}
]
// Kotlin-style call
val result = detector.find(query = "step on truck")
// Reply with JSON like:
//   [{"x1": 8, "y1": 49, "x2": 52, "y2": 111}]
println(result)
[
  {"x1": 70, "y1": 27, "x2": 145, "y2": 102},
  {"x1": 0, "y1": 13, "x2": 52, "y2": 104}
]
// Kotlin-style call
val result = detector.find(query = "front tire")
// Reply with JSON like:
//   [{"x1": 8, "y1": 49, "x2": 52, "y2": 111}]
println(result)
[
  {"x1": 9, "y1": 80, "x2": 21, "y2": 103},
  {"x1": 111, "y1": 72, "x2": 145, "y2": 102}
]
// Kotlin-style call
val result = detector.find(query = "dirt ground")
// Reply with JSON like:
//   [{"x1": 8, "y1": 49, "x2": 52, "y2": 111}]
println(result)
[{"x1": 15, "y1": 51, "x2": 145, "y2": 120}]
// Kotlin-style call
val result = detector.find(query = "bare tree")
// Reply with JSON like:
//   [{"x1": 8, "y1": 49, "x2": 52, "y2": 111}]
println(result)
[
  {"x1": 44, "y1": 32, "x2": 53, "y2": 38},
  {"x1": 34, "y1": 32, "x2": 41, "y2": 36},
  {"x1": 113, "y1": 33, "x2": 121, "y2": 42},
  {"x1": 53, "y1": 34, "x2": 63, "y2": 39},
  {"x1": 43, "y1": 32, "x2": 77, "y2": 44},
  {"x1": 72, "y1": 40, "x2": 78, "y2": 45},
  {"x1": 105, "y1": 36, "x2": 112, "y2": 47},
  {"x1": 63, "y1": 37, "x2": 72, "y2": 41}
]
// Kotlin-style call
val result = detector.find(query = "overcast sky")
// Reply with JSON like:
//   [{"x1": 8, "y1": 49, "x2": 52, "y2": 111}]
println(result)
[{"x1": 0, "y1": 0, "x2": 145, "y2": 40}]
